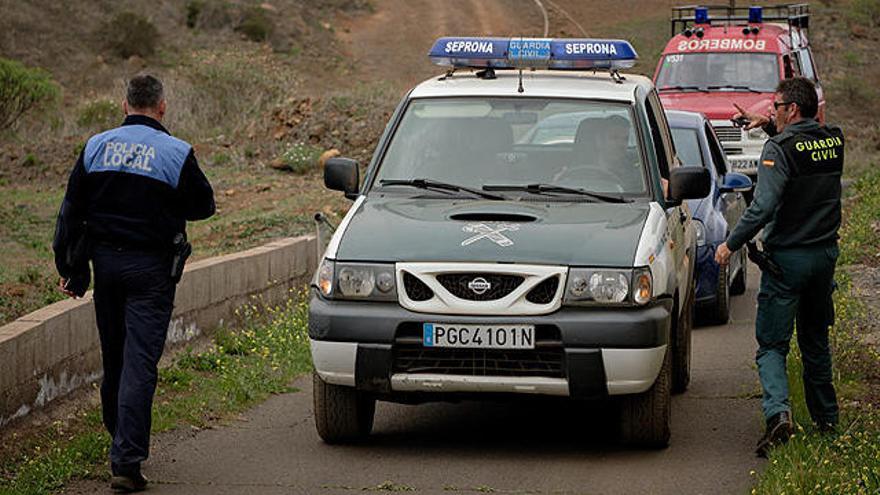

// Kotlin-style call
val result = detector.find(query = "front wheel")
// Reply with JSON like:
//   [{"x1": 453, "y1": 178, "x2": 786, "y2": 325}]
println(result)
[
  {"x1": 711, "y1": 262, "x2": 731, "y2": 324},
  {"x1": 619, "y1": 348, "x2": 671, "y2": 448},
  {"x1": 313, "y1": 372, "x2": 375, "y2": 444}
]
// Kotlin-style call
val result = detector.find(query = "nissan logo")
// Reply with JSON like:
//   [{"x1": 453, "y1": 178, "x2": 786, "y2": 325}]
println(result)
[{"x1": 467, "y1": 277, "x2": 492, "y2": 295}]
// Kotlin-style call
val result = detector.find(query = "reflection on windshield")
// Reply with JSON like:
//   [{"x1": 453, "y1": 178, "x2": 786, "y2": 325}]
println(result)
[
  {"x1": 375, "y1": 98, "x2": 647, "y2": 195},
  {"x1": 656, "y1": 53, "x2": 779, "y2": 93}
]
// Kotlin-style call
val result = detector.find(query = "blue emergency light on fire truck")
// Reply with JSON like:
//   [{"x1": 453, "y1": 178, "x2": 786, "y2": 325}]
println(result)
[
  {"x1": 670, "y1": 4, "x2": 810, "y2": 38},
  {"x1": 428, "y1": 37, "x2": 639, "y2": 71}
]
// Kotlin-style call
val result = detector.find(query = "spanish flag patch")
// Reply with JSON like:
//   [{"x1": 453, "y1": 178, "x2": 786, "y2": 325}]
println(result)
[{"x1": 762, "y1": 159, "x2": 775, "y2": 167}]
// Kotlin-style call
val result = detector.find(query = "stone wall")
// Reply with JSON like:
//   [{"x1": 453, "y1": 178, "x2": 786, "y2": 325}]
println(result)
[{"x1": 0, "y1": 235, "x2": 318, "y2": 427}]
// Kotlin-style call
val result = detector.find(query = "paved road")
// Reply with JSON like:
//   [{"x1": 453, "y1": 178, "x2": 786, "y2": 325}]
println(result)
[{"x1": 68, "y1": 262, "x2": 765, "y2": 495}]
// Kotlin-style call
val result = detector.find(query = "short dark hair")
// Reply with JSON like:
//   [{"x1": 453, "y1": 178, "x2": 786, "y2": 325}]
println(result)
[
  {"x1": 776, "y1": 77, "x2": 818, "y2": 119},
  {"x1": 126, "y1": 74, "x2": 164, "y2": 110}
]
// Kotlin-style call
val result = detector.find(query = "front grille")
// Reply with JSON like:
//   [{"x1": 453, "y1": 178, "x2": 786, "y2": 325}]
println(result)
[
  {"x1": 526, "y1": 276, "x2": 559, "y2": 304},
  {"x1": 715, "y1": 126, "x2": 742, "y2": 142},
  {"x1": 436, "y1": 273, "x2": 524, "y2": 301},
  {"x1": 403, "y1": 272, "x2": 434, "y2": 301},
  {"x1": 392, "y1": 325, "x2": 564, "y2": 378}
]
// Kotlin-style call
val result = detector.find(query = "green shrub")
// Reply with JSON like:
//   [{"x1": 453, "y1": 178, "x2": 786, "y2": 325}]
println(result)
[
  {"x1": 236, "y1": 8, "x2": 273, "y2": 42},
  {"x1": 0, "y1": 57, "x2": 59, "y2": 130},
  {"x1": 76, "y1": 99, "x2": 120, "y2": 130},
  {"x1": 278, "y1": 143, "x2": 321, "y2": 174},
  {"x1": 100, "y1": 12, "x2": 159, "y2": 58},
  {"x1": 186, "y1": 0, "x2": 232, "y2": 30}
]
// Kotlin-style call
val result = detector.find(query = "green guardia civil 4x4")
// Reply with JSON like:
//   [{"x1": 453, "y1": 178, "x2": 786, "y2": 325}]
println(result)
[{"x1": 309, "y1": 37, "x2": 710, "y2": 447}]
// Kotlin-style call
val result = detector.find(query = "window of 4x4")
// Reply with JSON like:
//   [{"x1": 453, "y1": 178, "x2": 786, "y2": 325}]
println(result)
[{"x1": 375, "y1": 98, "x2": 649, "y2": 195}]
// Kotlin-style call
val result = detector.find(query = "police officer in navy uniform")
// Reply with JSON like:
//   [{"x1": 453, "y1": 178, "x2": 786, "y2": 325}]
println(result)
[
  {"x1": 53, "y1": 74, "x2": 215, "y2": 491},
  {"x1": 717, "y1": 77, "x2": 844, "y2": 457}
]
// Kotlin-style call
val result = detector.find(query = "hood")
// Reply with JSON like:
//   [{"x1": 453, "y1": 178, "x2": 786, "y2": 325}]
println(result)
[
  {"x1": 334, "y1": 197, "x2": 650, "y2": 267},
  {"x1": 659, "y1": 92, "x2": 773, "y2": 120}
]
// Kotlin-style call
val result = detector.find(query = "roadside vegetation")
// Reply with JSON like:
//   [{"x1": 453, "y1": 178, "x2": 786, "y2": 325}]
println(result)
[
  {"x1": 0, "y1": 0, "x2": 381, "y2": 325},
  {"x1": 752, "y1": 170, "x2": 880, "y2": 494},
  {"x1": 0, "y1": 293, "x2": 312, "y2": 495}
]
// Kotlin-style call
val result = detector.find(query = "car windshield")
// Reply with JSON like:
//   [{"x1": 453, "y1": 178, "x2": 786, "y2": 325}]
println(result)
[
  {"x1": 656, "y1": 53, "x2": 779, "y2": 93},
  {"x1": 670, "y1": 127, "x2": 705, "y2": 168},
  {"x1": 375, "y1": 97, "x2": 647, "y2": 195}
]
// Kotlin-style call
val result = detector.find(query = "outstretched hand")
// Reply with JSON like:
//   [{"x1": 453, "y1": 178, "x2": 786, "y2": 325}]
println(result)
[{"x1": 733, "y1": 103, "x2": 770, "y2": 131}]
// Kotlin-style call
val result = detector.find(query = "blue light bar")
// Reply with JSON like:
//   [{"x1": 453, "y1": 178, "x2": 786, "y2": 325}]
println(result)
[
  {"x1": 428, "y1": 37, "x2": 638, "y2": 70},
  {"x1": 694, "y1": 7, "x2": 709, "y2": 24},
  {"x1": 748, "y1": 6, "x2": 763, "y2": 23}
]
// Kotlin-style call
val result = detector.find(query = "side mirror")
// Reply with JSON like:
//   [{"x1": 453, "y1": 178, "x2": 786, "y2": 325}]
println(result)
[
  {"x1": 667, "y1": 167, "x2": 710, "y2": 203},
  {"x1": 718, "y1": 172, "x2": 754, "y2": 193},
  {"x1": 324, "y1": 157, "x2": 359, "y2": 198}
]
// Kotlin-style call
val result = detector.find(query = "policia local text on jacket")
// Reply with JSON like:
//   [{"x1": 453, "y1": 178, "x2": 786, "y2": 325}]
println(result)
[
  {"x1": 725, "y1": 117, "x2": 844, "y2": 442},
  {"x1": 53, "y1": 114, "x2": 215, "y2": 476}
]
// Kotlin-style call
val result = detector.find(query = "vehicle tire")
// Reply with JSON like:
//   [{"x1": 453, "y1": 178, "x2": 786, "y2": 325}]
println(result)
[
  {"x1": 619, "y1": 348, "x2": 671, "y2": 448},
  {"x1": 730, "y1": 248, "x2": 747, "y2": 296},
  {"x1": 671, "y1": 284, "x2": 694, "y2": 394},
  {"x1": 313, "y1": 372, "x2": 375, "y2": 444},
  {"x1": 712, "y1": 262, "x2": 731, "y2": 324}
]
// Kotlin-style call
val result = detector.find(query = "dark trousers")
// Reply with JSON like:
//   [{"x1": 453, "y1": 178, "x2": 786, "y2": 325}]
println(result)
[
  {"x1": 92, "y1": 245, "x2": 175, "y2": 467},
  {"x1": 755, "y1": 242, "x2": 839, "y2": 425}
]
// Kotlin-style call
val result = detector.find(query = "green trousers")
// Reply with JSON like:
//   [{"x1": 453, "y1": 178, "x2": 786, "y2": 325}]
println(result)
[{"x1": 755, "y1": 242, "x2": 839, "y2": 425}]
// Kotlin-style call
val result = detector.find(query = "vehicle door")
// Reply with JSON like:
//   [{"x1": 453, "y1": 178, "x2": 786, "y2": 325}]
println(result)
[{"x1": 646, "y1": 90, "x2": 691, "y2": 303}]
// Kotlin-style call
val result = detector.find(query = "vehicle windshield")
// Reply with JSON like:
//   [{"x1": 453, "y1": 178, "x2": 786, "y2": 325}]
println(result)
[
  {"x1": 670, "y1": 127, "x2": 705, "y2": 168},
  {"x1": 656, "y1": 53, "x2": 779, "y2": 93},
  {"x1": 375, "y1": 97, "x2": 647, "y2": 195}
]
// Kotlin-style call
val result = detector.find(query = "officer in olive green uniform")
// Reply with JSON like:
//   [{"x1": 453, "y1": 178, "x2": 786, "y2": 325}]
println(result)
[{"x1": 717, "y1": 77, "x2": 843, "y2": 457}]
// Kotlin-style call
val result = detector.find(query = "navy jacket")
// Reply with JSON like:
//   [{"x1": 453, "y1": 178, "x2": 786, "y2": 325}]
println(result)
[{"x1": 54, "y1": 115, "x2": 215, "y2": 277}]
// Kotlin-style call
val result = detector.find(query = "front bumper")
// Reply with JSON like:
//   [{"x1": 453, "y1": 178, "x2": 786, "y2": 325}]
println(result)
[{"x1": 309, "y1": 293, "x2": 673, "y2": 398}]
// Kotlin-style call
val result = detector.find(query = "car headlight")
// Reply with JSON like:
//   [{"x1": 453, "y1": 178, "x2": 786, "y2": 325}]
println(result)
[
  {"x1": 748, "y1": 127, "x2": 768, "y2": 140},
  {"x1": 314, "y1": 259, "x2": 397, "y2": 301},
  {"x1": 694, "y1": 219, "x2": 706, "y2": 247},
  {"x1": 564, "y1": 267, "x2": 653, "y2": 306}
]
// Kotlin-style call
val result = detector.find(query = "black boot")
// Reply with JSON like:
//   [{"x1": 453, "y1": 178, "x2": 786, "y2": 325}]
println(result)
[
  {"x1": 755, "y1": 411, "x2": 793, "y2": 458},
  {"x1": 110, "y1": 463, "x2": 148, "y2": 493}
]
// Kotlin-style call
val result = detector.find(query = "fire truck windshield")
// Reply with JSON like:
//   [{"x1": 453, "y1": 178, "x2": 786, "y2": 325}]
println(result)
[{"x1": 656, "y1": 52, "x2": 779, "y2": 93}]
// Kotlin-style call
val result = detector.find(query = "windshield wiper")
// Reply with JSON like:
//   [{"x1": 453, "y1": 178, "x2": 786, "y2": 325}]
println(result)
[
  {"x1": 658, "y1": 85, "x2": 708, "y2": 93},
  {"x1": 707, "y1": 84, "x2": 762, "y2": 93},
  {"x1": 380, "y1": 178, "x2": 505, "y2": 200},
  {"x1": 482, "y1": 183, "x2": 629, "y2": 203}
]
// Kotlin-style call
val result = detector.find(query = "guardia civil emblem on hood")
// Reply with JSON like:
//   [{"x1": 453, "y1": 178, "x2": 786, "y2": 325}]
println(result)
[{"x1": 461, "y1": 223, "x2": 520, "y2": 247}]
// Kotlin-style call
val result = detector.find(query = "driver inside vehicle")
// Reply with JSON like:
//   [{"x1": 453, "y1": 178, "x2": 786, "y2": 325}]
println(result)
[{"x1": 559, "y1": 115, "x2": 642, "y2": 192}]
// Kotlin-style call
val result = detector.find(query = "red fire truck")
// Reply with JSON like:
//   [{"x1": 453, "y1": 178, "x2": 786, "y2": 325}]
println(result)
[{"x1": 653, "y1": 4, "x2": 822, "y2": 177}]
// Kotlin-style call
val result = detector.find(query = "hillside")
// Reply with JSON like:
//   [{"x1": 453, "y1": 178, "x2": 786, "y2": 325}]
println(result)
[{"x1": 0, "y1": 0, "x2": 877, "y2": 325}]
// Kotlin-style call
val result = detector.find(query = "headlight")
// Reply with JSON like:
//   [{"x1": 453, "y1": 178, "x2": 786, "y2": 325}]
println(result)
[
  {"x1": 589, "y1": 272, "x2": 629, "y2": 303},
  {"x1": 314, "y1": 260, "x2": 397, "y2": 301},
  {"x1": 748, "y1": 127, "x2": 768, "y2": 140},
  {"x1": 694, "y1": 219, "x2": 706, "y2": 247},
  {"x1": 564, "y1": 267, "x2": 653, "y2": 306}
]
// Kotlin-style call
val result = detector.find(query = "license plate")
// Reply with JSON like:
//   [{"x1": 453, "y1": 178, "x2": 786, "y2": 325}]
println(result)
[
  {"x1": 507, "y1": 39, "x2": 551, "y2": 62},
  {"x1": 423, "y1": 323, "x2": 535, "y2": 349}
]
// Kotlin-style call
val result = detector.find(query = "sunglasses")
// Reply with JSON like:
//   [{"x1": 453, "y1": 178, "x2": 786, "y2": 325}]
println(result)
[{"x1": 772, "y1": 101, "x2": 793, "y2": 110}]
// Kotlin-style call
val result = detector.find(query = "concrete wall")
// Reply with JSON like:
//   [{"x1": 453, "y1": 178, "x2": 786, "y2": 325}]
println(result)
[{"x1": 0, "y1": 235, "x2": 318, "y2": 428}]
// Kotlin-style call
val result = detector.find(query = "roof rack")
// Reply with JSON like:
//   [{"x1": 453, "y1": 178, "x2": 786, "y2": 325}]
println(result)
[{"x1": 670, "y1": 4, "x2": 810, "y2": 37}]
